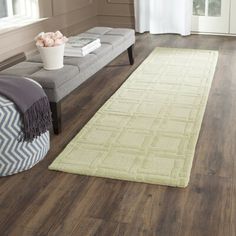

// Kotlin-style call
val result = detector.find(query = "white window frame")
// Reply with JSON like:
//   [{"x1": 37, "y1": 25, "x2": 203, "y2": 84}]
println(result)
[
  {"x1": 0, "y1": 0, "x2": 40, "y2": 33},
  {"x1": 6, "y1": 0, "x2": 14, "y2": 17},
  {"x1": 0, "y1": 0, "x2": 39, "y2": 19}
]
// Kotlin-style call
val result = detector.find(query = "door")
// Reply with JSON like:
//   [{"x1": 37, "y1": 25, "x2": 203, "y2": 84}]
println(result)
[{"x1": 192, "y1": 0, "x2": 231, "y2": 34}]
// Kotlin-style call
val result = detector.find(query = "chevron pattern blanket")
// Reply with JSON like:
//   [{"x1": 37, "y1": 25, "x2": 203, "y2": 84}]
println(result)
[{"x1": 0, "y1": 75, "x2": 52, "y2": 141}]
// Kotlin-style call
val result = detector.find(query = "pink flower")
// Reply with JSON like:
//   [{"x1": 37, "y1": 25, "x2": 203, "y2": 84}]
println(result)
[
  {"x1": 54, "y1": 38, "x2": 64, "y2": 46},
  {"x1": 44, "y1": 32, "x2": 54, "y2": 38},
  {"x1": 62, "y1": 36, "x2": 68, "y2": 43},
  {"x1": 55, "y1": 31, "x2": 63, "y2": 39},
  {"x1": 36, "y1": 39, "x2": 45, "y2": 47},
  {"x1": 35, "y1": 31, "x2": 68, "y2": 47},
  {"x1": 34, "y1": 32, "x2": 45, "y2": 41},
  {"x1": 54, "y1": 38, "x2": 63, "y2": 46},
  {"x1": 44, "y1": 38, "x2": 55, "y2": 47}
]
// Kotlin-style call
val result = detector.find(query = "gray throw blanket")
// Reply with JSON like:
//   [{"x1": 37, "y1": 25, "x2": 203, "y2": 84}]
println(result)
[{"x1": 0, "y1": 75, "x2": 52, "y2": 141}]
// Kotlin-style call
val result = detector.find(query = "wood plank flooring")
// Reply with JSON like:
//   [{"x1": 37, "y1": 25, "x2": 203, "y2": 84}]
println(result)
[{"x1": 1, "y1": 33, "x2": 236, "y2": 236}]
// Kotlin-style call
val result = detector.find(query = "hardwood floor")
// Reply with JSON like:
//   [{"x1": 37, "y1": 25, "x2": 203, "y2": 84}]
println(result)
[{"x1": 1, "y1": 33, "x2": 236, "y2": 236}]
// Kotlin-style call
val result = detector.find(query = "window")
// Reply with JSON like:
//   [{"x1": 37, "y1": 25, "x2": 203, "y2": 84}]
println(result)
[
  {"x1": 0, "y1": 0, "x2": 40, "y2": 32},
  {"x1": 193, "y1": 0, "x2": 222, "y2": 17},
  {"x1": 0, "y1": 0, "x2": 39, "y2": 19}
]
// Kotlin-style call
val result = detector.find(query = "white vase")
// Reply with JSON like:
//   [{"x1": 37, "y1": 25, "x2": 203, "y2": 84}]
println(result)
[{"x1": 38, "y1": 44, "x2": 65, "y2": 70}]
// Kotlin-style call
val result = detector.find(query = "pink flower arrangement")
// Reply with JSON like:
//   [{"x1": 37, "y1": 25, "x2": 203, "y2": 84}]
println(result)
[{"x1": 35, "y1": 31, "x2": 68, "y2": 47}]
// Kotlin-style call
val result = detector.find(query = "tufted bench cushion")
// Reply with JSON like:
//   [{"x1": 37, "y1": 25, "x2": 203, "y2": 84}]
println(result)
[
  {"x1": 0, "y1": 96, "x2": 50, "y2": 176},
  {"x1": 0, "y1": 27, "x2": 135, "y2": 134}
]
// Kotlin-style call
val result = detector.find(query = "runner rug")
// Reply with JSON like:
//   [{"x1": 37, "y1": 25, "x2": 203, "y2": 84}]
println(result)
[{"x1": 49, "y1": 47, "x2": 218, "y2": 187}]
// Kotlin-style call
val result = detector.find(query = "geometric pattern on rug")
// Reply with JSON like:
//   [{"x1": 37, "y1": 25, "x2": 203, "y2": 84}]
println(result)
[{"x1": 49, "y1": 47, "x2": 218, "y2": 187}]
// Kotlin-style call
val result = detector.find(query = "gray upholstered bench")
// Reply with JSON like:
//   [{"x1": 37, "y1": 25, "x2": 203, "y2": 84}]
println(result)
[{"x1": 0, "y1": 27, "x2": 135, "y2": 134}]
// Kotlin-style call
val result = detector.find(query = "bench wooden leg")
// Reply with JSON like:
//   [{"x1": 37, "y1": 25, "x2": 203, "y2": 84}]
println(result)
[
  {"x1": 127, "y1": 45, "x2": 134, "y2": 65},
  {"x1": 50, "y1": 102, "x2": 62, "y2": 135}
]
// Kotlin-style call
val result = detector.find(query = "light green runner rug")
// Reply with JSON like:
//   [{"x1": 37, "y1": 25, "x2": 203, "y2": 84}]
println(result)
[{"x1": 49, "y1": 47, "x2": 218, "y2": 187}]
